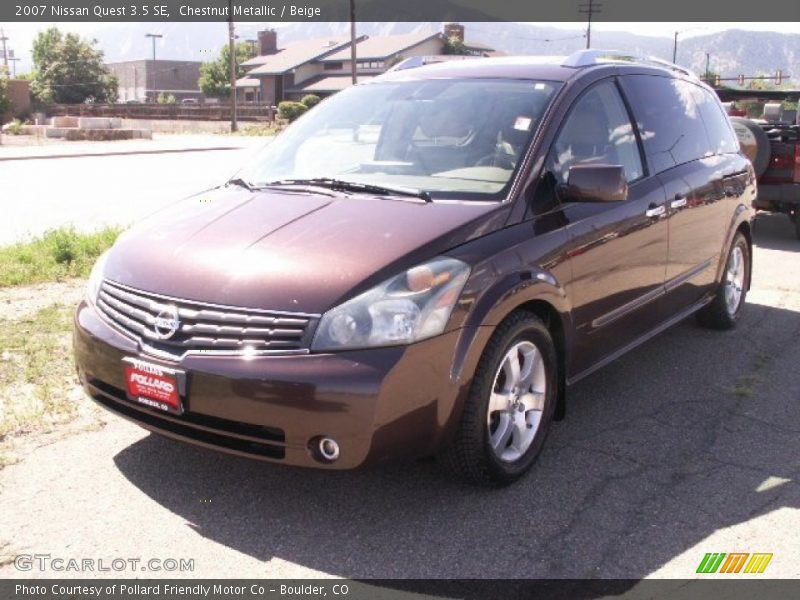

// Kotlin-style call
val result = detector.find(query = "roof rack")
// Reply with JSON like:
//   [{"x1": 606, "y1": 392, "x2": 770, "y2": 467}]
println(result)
[{"x1": 562, "y1": 49, "x2": 697, "y2": 79}]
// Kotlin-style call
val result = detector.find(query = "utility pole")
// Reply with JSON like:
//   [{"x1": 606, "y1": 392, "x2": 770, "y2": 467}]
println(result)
[
  {"x1": 228, "y1": 0, "x2": 237, "y2": 132},
  {"x1": 8, "y1": 50, "x2": 20, "y2": 77},
  {"x1": 0, "y1": 27, "x2": 9, "y2": 70},
  {"x1": 705, "y1": 52, "x2": 711, "y2": 84},
  {"x1": 145, "y1": 33, "x2": 163, "y2": 102},
  {"x1": 578, "y1": 0, "x2": 602, "y2": 50},
  {"x1": 349, "y1": 0, "x2": 357, "y2": 84}
]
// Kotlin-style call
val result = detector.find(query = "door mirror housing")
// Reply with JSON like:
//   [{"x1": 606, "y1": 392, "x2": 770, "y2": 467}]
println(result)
[{"x1": 560, "y1": 164, "x2": 628, "y2": 203}]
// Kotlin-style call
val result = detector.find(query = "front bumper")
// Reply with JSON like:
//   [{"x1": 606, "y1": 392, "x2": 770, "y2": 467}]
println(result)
[{"x1": 73, "y1": 300, "x2": 488, "y2": 469}]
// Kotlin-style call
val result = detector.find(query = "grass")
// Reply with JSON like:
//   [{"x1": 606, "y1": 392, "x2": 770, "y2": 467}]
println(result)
[
  {"x1": 228, "y1": 121, "x2": 285, "y2": 137},
  {"x1": 0, "y1": 226, "x2": 122, "y2": 287},
  {"x1": 0, "y1": 304, "x2": 77, "y2": 438}
]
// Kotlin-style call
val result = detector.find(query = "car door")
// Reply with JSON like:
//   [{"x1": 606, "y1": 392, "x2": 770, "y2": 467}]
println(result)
[
  {"x1": 540, "y1": 79, "x2": 670, "y2": 376},
  {"x1": 620, "y1": 75, "x2": 728, "y2": 310}
]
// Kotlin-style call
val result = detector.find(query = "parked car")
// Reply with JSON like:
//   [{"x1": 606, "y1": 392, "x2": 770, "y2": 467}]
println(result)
[
  {"x1": 73, "y1": 50, "x2": 755, "y2": 485},
  {"x1": 729, "y1": 108, "x2": 800, "y2": 240},
  {"x1": 180, "y1": 98, "x2": 199, "y2": 105}
]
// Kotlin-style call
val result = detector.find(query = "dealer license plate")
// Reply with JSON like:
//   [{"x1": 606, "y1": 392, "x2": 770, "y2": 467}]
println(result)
[{"x1": 123, "y1": 357, "x2": 184, "y2": 415}]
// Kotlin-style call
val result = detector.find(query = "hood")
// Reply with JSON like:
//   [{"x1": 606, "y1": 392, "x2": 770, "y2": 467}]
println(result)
[{"x1": 106, "y1": 187, "x2": 504, "y2": 314}]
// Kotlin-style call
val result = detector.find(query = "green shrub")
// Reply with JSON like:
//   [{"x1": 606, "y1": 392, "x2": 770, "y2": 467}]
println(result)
[
  {"x1": 300, "y1": 94, "x2": 321, "y2": 109},
  {"x1": 0, "y1": 226, "x2": 123, "y2": 287},
  {"x1": 156, "y1": 92, "x2": 177, "y2": 104},
  {"x1": 6, "y1": 119, "x2": 26, "y2": 135},
  {"x1": 277, "y1": 101, "x2": 308, "y2": 122}
]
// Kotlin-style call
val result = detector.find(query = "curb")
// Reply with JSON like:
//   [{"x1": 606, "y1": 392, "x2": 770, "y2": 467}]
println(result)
[{"x1": 0, "y1": 145, "x2": 244, "y2": 162}]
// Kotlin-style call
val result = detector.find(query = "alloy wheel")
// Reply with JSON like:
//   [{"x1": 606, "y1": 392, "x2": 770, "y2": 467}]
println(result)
[
  {"x1": 486, "y1": 340, "x2": 546, "y2": 462},
  {"x1": 724, "y1": 246, "x2": 745, "y2": 315}
]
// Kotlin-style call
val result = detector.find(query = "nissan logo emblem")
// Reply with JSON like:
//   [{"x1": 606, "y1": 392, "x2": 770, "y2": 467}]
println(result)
[{"x1": 153, "y1": 305, "x2": 181, "y2": 339}]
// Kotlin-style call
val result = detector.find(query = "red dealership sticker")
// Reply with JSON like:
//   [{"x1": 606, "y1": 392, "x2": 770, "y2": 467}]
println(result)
[{"x1": 124, "y1": 359, "x2": 182, "y2": 414}]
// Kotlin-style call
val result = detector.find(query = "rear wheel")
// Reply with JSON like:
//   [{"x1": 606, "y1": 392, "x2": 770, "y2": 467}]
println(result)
[
  {"x1": 697, "y1": 233, "x2": 749, "y2": 329},
  {"x1": 441, "y1": 311, "x2": 557, "y2": 485}
]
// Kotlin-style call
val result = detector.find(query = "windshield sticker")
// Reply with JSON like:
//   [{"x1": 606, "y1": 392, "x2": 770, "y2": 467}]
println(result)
[{"x1": 514, "y1": 117, "x2": 533, "y2": 131}]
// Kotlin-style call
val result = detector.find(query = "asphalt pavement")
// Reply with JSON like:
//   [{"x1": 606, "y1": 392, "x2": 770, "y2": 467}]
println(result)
[{"x1": 0, "y1": 212, "x2": 797, "y2": 579}]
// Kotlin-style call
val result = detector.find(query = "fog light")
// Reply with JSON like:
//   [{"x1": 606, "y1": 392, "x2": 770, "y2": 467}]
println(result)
[{"x1": 318, "y1": 437, "x2": 340, "y2": 461}]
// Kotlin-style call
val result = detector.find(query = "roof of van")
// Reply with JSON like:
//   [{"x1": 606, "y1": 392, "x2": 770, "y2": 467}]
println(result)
[{"x1": 373, "y1": 51, "x2": 696, "y2": 84}]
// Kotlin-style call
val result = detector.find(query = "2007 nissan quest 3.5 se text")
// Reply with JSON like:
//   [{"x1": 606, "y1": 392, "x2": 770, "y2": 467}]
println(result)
[{"x1": 74, "y1": 50, "x2": 756, "y2": 484}]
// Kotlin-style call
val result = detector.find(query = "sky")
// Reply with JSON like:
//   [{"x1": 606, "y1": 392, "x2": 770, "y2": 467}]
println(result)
[{"x1": 1, "y1": 21, "x2": 797, "y2": 73}]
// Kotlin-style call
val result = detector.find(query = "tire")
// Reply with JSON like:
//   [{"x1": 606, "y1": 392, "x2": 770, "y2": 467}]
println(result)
[
  {"x1": 730, "y1": 118, "x2": 771, "y2": 178},
  {"x1": 697, "y1": 233, "x2": 750, "y2": 330},
  {"x1": 440, "y1": 311, "x2": 558, "y2": 485},
  {"x1": 794, "y1": 212, "x2": 800, "y2": 241}
]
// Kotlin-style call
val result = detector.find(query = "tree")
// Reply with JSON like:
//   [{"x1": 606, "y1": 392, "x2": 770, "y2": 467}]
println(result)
[
  {"x1": 0, "y1": 68, "x2": 12, "y2": 145},
  {"x1": 443, "y1": 36, "x2": 470, "y2": 56},
  {"x1": 30, "y1": 27, "x2": 118, "y2": 105},
  {"x1": 199, "y1": 42, "x2": 256, "y2": 99}
]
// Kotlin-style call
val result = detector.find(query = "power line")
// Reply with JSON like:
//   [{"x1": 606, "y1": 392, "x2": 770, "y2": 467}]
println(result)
[{"x1": 468, "y1": 27, "x2": 586, "y2": 44}]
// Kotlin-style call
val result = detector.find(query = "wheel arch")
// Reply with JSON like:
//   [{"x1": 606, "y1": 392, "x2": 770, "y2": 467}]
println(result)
[
  {"x1": 450, "y1": 271, "x2": 573, "y2": 425},
  {"x1": 736, "y1": 219, "x2": 753, "y2": 290}
]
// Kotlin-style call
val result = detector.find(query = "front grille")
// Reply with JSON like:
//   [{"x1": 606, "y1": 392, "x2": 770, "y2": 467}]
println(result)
[{"x1": 96, "y1": 279, "x2": 318, "y2": 358}]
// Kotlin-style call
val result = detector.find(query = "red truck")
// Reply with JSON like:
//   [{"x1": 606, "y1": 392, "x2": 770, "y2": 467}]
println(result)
[{"x1": 724, "y1": 97, "x2": 800, "y2": 240}]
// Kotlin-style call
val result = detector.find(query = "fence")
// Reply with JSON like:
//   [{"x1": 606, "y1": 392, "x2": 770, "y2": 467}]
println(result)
[{"x1": 48, "y1": 103, "x2": 276, "y2": 122}]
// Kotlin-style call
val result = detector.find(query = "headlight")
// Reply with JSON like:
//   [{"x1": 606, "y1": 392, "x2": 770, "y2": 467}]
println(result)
[
  {"x1": 312, "y1": 257, "x2": 470, "y2": 351},
  {"x1": 86, "y1": 250, "x2": 110, "y2": 305}
]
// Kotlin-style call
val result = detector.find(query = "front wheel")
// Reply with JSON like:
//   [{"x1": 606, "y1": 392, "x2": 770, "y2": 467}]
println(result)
[
  {"x1": 441, "y1": 311, "x2": 558, "y2": 485},
  {"x1": 697, "y1": 232, "x2": 749, "y2": 330}
]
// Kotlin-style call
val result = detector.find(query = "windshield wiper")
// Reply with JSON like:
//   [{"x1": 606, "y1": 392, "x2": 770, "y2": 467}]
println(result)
[
  {"x1": 268, "y1": 178, "x2": 432, "y2": 202},
  {"x1": 226, "y1": 177, "x2": 254, "y2": 191}
]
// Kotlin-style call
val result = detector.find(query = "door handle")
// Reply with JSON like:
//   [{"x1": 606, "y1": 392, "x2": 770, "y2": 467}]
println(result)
[
  {"x1": 671, "y1": 197, "x2": 687, "y2": 209},
  {"x1": 645, "y1": 205, "x2": 666, "y2": 218}
]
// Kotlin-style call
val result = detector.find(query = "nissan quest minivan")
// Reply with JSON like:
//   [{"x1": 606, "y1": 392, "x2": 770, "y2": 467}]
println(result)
[{"x1": 73, "y1": 51, "x2": 755, "y2": 484}]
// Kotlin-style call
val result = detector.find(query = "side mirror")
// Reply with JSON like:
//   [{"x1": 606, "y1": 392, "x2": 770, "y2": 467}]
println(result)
[{"x1": 560, "y1": 164, "x2": 628, "y2": 203}]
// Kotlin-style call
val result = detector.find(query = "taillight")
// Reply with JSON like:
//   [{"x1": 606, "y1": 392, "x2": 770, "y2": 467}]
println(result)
[
  {"x1": 770, "y1": 152, "x2": 794, "y2": 171},
  {"x1": 794, "y1": 144, "x2": 800, "y2": 183}
]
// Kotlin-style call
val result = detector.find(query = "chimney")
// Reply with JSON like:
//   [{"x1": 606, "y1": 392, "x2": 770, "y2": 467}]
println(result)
[
  {"x1": 443, "y1": 23, "x2": 465, "y2": 43},
  {"x1": 257, "y1": 29, "x2": 277, "y2": 55}
]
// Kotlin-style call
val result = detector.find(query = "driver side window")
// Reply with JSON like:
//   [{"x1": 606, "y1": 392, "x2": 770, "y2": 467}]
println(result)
[{"x1": 549, "y1": 80, "x2": 643, "y2": 186}]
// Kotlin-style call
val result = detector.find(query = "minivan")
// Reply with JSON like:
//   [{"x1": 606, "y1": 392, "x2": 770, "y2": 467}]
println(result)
[{"x1": 74, "y1": 50, "x2": 755, "y2": 484}]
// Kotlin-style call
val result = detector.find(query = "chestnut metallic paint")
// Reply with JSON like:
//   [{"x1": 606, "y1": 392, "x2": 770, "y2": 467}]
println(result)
[{"x1": 74, "y1": 59, "x2": 755, "y2": 469}]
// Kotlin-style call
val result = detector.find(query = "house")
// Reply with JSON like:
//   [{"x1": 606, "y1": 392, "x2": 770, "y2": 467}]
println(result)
[
  {"x1": 106, "y1": 59, "x2": 203, "y2": 103},
  {"x1": 237, "y1": 24, "x2": 495, "y2": 105}
]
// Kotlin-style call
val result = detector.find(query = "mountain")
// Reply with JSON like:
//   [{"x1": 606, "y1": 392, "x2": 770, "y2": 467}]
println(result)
[{"x1": 8, "y1": 22, "x2": 800, "y2": 85}]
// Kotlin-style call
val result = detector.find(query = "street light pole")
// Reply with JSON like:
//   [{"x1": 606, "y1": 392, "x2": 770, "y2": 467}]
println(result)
[
  {"x1": 672, "y1": 31, "x2": 679, "y2": 63},
  {"x1": 672, "y1": 27, "x2": 705, "y2": 66},
  {"x1": 145, "y1": 33, "x2": 162, "y2": 102}
]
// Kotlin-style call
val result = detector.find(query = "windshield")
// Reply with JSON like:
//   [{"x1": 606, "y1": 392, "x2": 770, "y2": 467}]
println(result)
[{"x1": 236, "y1": 78, "x2": 561, "y2": 200}]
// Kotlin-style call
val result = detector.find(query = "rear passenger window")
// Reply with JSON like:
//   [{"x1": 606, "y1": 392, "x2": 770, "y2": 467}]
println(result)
[
  {"x1": 620, "y1": 75, "x2": 714, "y2": 173},
  {"x1": 694, "y1": 87, "x2": 741, "y2": 154},
  {"x1": 550, "y1": 80, "x2": 643, "y2": 185}
]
